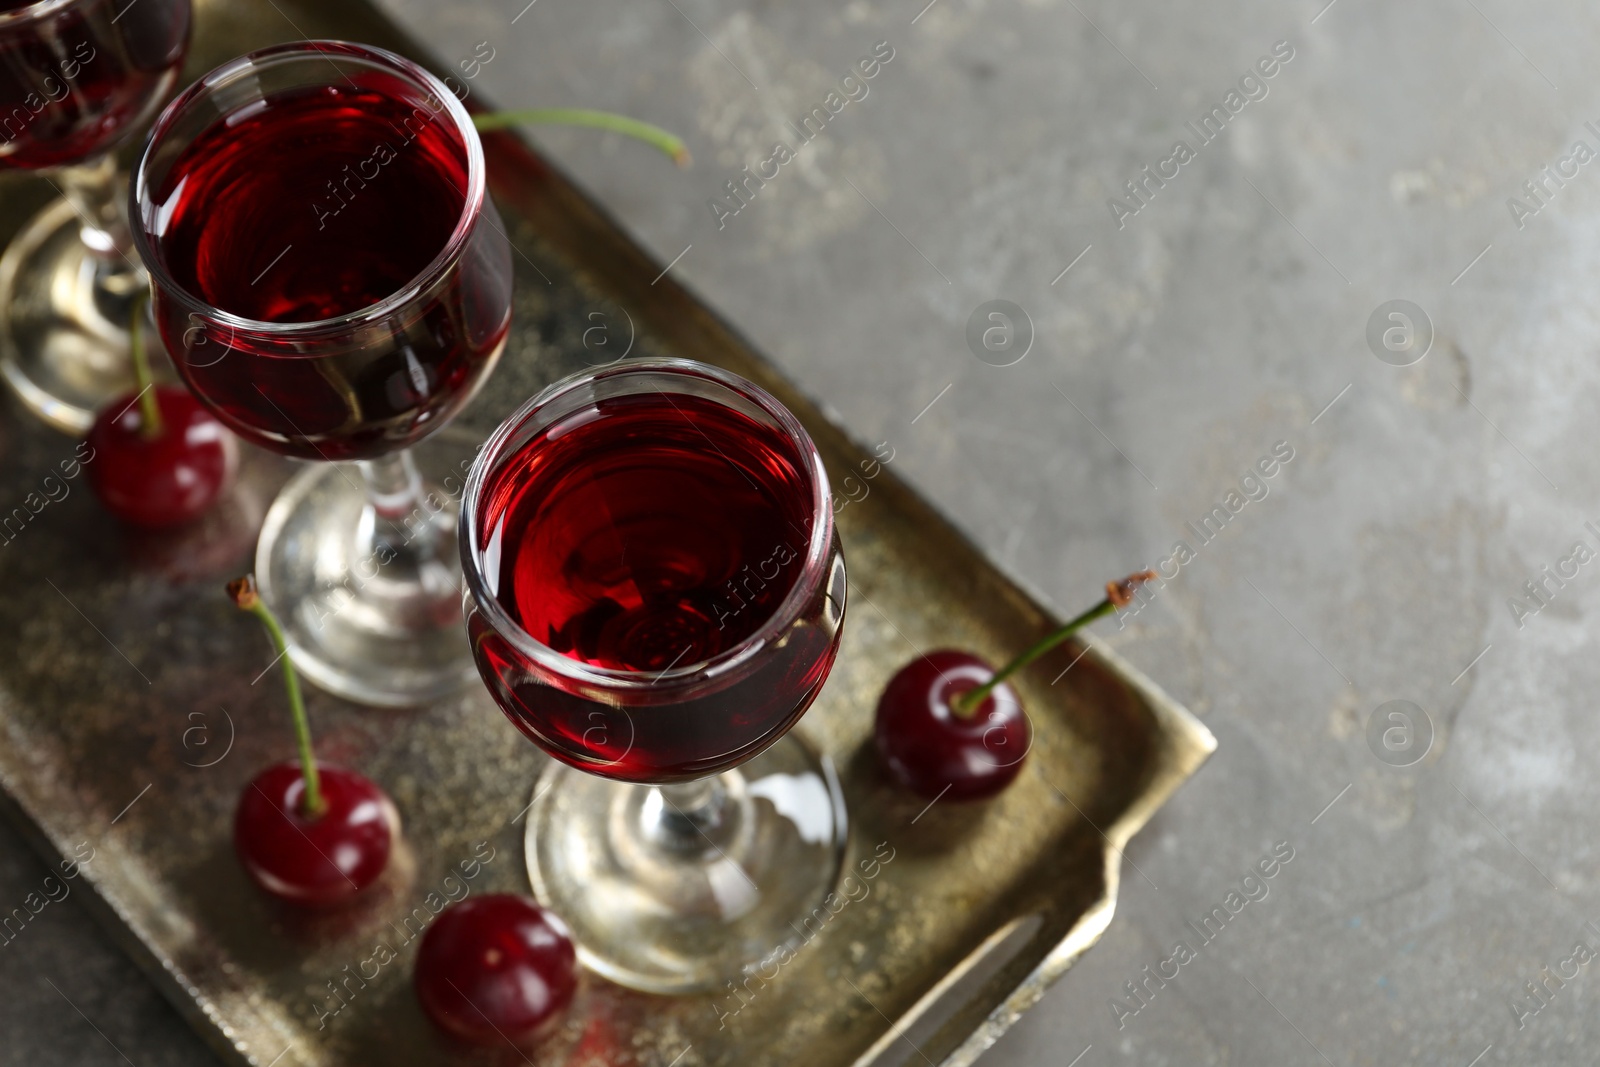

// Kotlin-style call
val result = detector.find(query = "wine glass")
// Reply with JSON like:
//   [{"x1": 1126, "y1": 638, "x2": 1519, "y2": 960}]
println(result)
[
  {"x1": 129, "y1": 41, "x2": 513, "y2": 706},
  {"x1": 460, "y1": 358, "x2": 849, "y2": 993},
  {"x1": 0, "y1": 0, "x2": 190, "y2": 433}
]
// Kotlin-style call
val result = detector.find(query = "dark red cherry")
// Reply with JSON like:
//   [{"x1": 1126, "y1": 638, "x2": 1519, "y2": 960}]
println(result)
[
  {"x1": 874, "y1": 649, "x2": 1031, "y2": 801},
  {"x1": 234, "y1": 761, "x2": 397, "y2": 907},
  {"x1": 415, "y1": 894, "x2": 577, "y2": 1046},
  {"x1": 86, "y1": 385, "x2": 234, "y2": 528}
]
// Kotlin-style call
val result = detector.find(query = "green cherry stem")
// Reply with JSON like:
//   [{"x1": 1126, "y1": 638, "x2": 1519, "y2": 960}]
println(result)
[
  {"x1": 129, "y1": 291, "x2": 162, "y2": 441},
  {"x1": 228, "y1": 576, "x2": 324, "y2": 818},
  {"x1": 950, "y1": 570, "x2": 1159, "y2": 717},
  {"x1": 472, "y1": 108, "x2": 691, "y2": 167}
]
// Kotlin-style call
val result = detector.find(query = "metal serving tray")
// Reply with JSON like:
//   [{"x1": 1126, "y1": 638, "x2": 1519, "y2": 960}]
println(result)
[{"x1": 0, "y1": 1, "x2": 1215, "y2": 1064}]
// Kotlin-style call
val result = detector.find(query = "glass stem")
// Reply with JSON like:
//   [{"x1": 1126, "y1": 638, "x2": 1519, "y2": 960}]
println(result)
[
  {"x1": 358, "y1": 447, "x2": 426, "y2": 523},
  {"x1": 352, "y1": 448, "x2": 458, "y2": 604},
  {"x1": 53, "y1": 153, "x2": 136, "y2": 264},
  {"x1": 356, "y1": 448, "x2": 431, "y2": 568},
  {"x1": 647, "y1": 777, "x2": 732, "y2": 851}
]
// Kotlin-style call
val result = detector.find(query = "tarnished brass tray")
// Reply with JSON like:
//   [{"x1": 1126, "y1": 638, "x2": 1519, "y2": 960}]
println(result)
[{"x1": 0, "y1": 1, "x2": 1215, "y2": 1064}]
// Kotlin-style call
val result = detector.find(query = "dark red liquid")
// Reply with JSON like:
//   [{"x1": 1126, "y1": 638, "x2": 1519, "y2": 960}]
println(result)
[
  {"x1": 0, "y1": 0, "x2": 189, "y2": 169},
  {"x1": 469, "y1": 391, "x2": 843, "y2": 783},
  {"x1": 145, "y1": 81, "x2": 510, "y2": 460}
]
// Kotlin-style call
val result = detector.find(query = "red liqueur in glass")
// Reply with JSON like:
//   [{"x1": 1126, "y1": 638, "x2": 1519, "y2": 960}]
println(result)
[
  {"x1": 141, "y1": 81, "x2": 509, "y2": 460},
  {"x1": 461, "y1": 360, "x2": 849, "y2": 993},
  {"x1": 469, "y1": 390, "x2": 842, "y2": 783},
  {"x1": 0, "y1": 0, "x2": 190, "y2": 170}
]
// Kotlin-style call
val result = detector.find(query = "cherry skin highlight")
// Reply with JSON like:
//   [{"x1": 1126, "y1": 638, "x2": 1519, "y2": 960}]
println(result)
[
  {"x1": 233, "y1": 761, "x2": 397, "y2": 907},
  {"x1": 414, "y1": 894, "x2": 577, "y2": 1046},
  {"x1": 874, "y1": 650, "x2": 1031, "y2": 801},
  {"x1": 86, "y1": 385, "x2": 234, "y2": 528}
]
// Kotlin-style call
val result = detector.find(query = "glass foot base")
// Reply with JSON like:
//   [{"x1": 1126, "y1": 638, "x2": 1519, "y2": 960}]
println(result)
[
  {"x1": 524, "y1": 733, "x2": 848, "y2": 994},
  {"x1": 255, "y1": 433, "x2": 481, "y2": 707},
  {"x1": 0, "y1": 198, "x2": 160, "y2": 435}
]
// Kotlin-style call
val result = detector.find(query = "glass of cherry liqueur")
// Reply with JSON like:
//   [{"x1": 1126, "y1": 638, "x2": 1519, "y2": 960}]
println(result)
[
  {"x1": 0, "y1": 0, "x2": 190, "y2": 432},
  {"x1": 130, "y1": 41, "x2": 512, "y2": 705},
  {"x1": 461, "y1": 359, "x2": 850, "y2": 993}
]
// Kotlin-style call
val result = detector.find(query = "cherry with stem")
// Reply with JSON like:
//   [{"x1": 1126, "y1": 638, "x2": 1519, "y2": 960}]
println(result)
[
  {"x1": 86, "y1": 293, "x2": 234, "y2": 528},
  {"x1": 232, "y1": 576, "x2": 322, "y2": 815},
  {"x1": 875, "y1": 571, "x2": 1158, "y2": 801},
  {"x1": 952, "y1": 571, "x2": 1158, "y2": 715},
  {"x1": 229, "y1": 575, "x2": 397, "y2": 906}
]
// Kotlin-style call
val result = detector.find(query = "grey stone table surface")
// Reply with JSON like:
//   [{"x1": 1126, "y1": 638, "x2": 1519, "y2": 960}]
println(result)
[{"x1": 5, "y1": 0, "x2": 1600, "y2": 1064}]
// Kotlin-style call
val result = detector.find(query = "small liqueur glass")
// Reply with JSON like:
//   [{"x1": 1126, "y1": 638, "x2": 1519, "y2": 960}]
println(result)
[
  {"x1": 0, "y1": 0, "x2": 191, "y2": 432},
  {"x1": 130, "y1": 41, "x2": 513, "y2": 705},
  {"x1": 461, "y1": 358, "x2": 849, "y2": 993}
]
